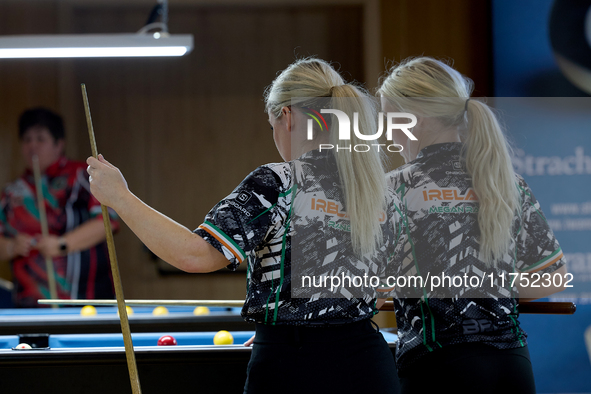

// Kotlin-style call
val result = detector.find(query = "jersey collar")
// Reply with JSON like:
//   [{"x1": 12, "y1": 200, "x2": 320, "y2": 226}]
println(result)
[{"x1": 416, "y1": 142, "x2": 463, "y2": 160}]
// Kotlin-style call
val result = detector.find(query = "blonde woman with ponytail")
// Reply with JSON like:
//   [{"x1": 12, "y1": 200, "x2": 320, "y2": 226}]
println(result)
[
  {"x1": 379, "y1": 57, "x2": 567, "y2": 394},
  {"x1": 87, "y1": 58, "x2": 403, "y2": 394}
]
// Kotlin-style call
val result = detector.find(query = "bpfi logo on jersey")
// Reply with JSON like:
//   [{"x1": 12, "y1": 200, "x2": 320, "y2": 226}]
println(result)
[
  {"x1": 452, "y1": 161, "x2": 462, "y2": 170},
  {"x1": 236, "y1": 191, "x2": 252, "y2": 205},
  {"x1": 307, "y1": 109, "x2": 418, "y2": 153}
]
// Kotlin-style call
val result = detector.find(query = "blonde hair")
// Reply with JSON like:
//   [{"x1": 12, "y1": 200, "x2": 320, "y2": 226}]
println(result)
[
  {"x1": 265, "y1": 58, "x2": 386, "y2": 256},
  {"x1": 378, "y1": 57, "x2": 520, "y2": 266}
]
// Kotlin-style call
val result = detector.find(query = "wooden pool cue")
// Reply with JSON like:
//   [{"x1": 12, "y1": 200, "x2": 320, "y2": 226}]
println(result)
[
  {"x1": 32, "y1": 155, "x2": 58, "y2": 308},
  {"x1": 81, "y1": 84, "x2": 142, "y2": 394},
  {"x1": 38, "y1": 298, "x2": 577, "y2": 315}
]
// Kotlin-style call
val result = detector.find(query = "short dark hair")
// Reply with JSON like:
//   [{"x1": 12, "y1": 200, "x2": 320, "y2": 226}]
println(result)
[{"x1": 18, "y1": 107, "x2": 65, "y2": 142}]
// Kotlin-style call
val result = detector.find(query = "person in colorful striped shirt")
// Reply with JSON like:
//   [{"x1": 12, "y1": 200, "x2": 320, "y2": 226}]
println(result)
[{"x1": 0, "y1": 108, "x2": 117, "y2": 307}]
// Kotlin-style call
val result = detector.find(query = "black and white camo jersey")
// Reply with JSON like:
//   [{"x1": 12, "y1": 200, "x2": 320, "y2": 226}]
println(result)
[
  {"x1": 387, "y1": 142, "x2": 566, "y2": 371},
  {"x1": 195, "y1": 149, "x2": 404, "y2": 325}
]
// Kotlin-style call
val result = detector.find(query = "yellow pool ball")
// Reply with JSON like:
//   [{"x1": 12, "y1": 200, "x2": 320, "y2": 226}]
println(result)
[
  {"x1": 152, "y1": 306, "x2": 169, "y2": 316},
  {"x1": 80, "y1": 305, "x2": 97, "y2": 317},
  {"x1": 117, "y1": 306, "x2": 134, "y2": 317},
  {"x1": 213, "y1": 330, "x2": 234, "y2": 345},
  {"x1": 193, "y1": 306, "x2": 210, "y2": 316}
]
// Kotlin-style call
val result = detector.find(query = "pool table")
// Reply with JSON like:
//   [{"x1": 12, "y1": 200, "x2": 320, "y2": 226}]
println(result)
[
  {"x1": 1, "y1": 302, "x2": 571, "y2": 336},
  {"x1": 0, "y1": 330, "x2": 398, "y2": 394},
  {"x1": 0, "y1": 306, "x2": 253, "y2": 335}
]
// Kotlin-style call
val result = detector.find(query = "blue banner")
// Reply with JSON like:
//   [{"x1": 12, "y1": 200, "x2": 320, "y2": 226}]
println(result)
[{"x1": 493, "y1": 0, "x2": 591, "y2": 392}]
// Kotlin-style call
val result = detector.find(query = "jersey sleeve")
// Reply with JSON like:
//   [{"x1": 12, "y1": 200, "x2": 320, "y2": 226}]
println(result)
[
  {"x1": 194, "y1": 166, "x2": 282, "y2": 271},
  {"x1": 515, "y1": 176, "x2": 566, "y2": 274}
]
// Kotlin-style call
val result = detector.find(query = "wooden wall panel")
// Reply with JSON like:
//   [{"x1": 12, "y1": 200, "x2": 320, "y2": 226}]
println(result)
[
  {"x1": 380, "y1": 0, "x2": 492, "y2": 96},
  {"x1": 379, "y1": 0, "x2": 492, "y2": 171}
]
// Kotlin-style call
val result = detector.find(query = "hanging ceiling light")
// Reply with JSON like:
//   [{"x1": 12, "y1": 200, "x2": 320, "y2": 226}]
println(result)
[
  {"x1": 0, "y1": 0, "x2": 193, "y2": 59},
  {"x1": 0, "y1": 34, "x2": 193, "y2": 58}
]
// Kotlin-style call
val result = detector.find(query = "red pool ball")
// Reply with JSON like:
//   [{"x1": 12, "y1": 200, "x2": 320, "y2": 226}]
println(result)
[{"x1": 157, "y1": 335, "x2": 177, "y2": 346}]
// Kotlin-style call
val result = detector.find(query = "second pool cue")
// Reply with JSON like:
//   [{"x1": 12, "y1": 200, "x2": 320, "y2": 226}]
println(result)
[
  {"x1": 378, "y1": 300, "x2": 576, "y2": 315},
  {"x1": 37, "y1": 298, "x2": 577, "y2": 315},
  {"x1": 81, "y1": 83, "x2": 142, "y2": 394},
  {"x1": 32, "y1": 155, "x2": 58, "y2": 308}
]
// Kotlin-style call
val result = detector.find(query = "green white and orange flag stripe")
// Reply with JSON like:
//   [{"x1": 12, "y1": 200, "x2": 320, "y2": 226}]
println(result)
[
  {"x1": 198, "y1": 221, "x2": 247, "y2": 264},
  {"x1": 521, "y1": 248, "x2": 565, "y2": 273}
]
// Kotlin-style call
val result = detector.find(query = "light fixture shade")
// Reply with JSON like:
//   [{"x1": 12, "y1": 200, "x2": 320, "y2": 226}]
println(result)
[{"x1": 0, "y1": 33, "x2": 194, "y2": 58}]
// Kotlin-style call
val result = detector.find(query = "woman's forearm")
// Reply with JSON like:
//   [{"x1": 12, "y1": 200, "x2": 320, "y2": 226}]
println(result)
[
  {"x1": 112, "y1": 190, "x2": 228, "y2": 273},
  {"x1": 87, "y1": 155, "x2": 228, "y2": 273}
]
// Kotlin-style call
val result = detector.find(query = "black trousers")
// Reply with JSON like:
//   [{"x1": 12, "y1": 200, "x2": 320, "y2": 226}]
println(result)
[
  {"x1": 398, "y1": 343, "x2": 536, "y2": 394},
  {"x1": 244, "y1": 319, "x2": 400, "y2": 394}
]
